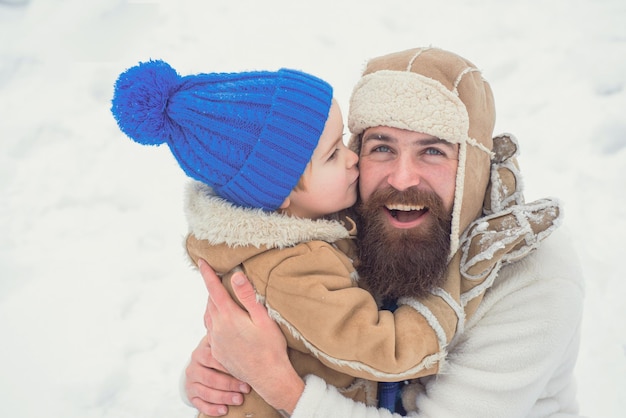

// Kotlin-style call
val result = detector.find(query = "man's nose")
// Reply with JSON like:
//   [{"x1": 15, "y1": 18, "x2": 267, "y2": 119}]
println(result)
[{"x1": 386, "y1": 157, "x2": 422, "y2": 191}]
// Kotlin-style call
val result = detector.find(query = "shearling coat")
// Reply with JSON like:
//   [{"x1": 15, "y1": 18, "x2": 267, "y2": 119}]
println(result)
[
  {"x1": 185, "y1": 181, "x2": 461, "y2": 417},
  {"x1": 184, "y1": 162, "x2": 563, "y2": 418}
]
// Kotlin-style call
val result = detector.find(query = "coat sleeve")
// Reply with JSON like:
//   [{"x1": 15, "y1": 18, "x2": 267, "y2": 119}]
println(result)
[
  {"x1": 247, "y1": 241, "x2": 449, "y2": 382},
  {"x1": 290, "y1": 232, "x2": 585, "y2": 418}
]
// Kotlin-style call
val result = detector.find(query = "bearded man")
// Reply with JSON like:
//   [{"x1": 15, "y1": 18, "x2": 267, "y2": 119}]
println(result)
[{"x1": 184, "y1": 47, "x2": 584, "y2": 418}]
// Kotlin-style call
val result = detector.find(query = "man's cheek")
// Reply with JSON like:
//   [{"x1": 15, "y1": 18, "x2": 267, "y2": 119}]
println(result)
[{"x1": 356, "y1": 167, "x2": 376, "y2": 202}]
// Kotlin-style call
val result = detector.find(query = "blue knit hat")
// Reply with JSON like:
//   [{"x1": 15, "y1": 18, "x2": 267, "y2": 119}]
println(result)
[{"x1": 111, "y1": 60, "x2": 333, "y2": 210}]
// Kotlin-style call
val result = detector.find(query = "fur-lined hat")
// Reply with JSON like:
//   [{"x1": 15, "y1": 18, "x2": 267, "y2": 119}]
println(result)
[{"x1": 348, "y1": 47, "x2": 496, "y2": 257}]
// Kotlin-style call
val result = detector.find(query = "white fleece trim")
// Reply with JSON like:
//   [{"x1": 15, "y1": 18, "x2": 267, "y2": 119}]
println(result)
[
  {"x1": 450, "y1": 136, "x2": 495, "y2": 260},
  {"x1": 485, "y1": 133, "x2": 524, "y2": 214},
  {"x1": 459, "y1": 198, "x2": 564, "y2": 305},
  {"x1": 489, "y1": 158, "x2": 525, "y2": 212},
  {"x1": 265, "y1": 303, "x2": 445, "y2": 381},
  {"x1": 337, "y1": 378, "x2": 377, "y2": 406},
  {"x1": 184, "y1": 181, "x2": 350, "y2": 248},
  {"x1": 460, "y1": 261, "x2": 502, "y2": 308},
  {"x1": 406, "y1": 47, "x2": 429, "y2": 70},
  {"x1": 449, "y1": 140, "x2": 467, "y2": 259},
  {"x1": 348, "y1": 71, "x2": 470, "y2": 140},
  {"x1": 466, "y1": 136, "x2": 494, "y2": 157},
  {"x1": 294, "y1": 375, "x2": 400, "y2": 418},
  {"x1": 430, "y1": 287, "x2": 466, "y2": 335},
  {"x1": 452, "y1": 67, "x2": 481, "y2": 94}
]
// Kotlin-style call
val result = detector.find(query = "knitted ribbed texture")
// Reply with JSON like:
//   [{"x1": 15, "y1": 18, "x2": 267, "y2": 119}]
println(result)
[{"x1": 111, "y1": 60, "x2": 333, "y2": 210}]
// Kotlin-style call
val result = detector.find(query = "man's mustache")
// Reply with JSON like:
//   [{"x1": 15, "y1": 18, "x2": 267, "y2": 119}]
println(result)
[{"x1": 358, "y1": 186, "x2": 451, "y2": 222}]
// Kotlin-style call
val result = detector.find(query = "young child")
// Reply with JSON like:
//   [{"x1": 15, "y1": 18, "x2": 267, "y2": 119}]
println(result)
[{"x1": 111, "y1": 60, "x2": 562, "y2": 417}]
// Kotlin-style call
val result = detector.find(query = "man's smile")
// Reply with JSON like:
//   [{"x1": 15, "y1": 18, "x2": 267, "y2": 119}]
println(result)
[{"x1": 384, "y1": 203, "x2": 428, "y2": 228}]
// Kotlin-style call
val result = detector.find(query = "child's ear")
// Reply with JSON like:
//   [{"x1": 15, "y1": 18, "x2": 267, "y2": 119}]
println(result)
[{"x1": 279, "y1": 197, "x2": 291, "y2": 210}]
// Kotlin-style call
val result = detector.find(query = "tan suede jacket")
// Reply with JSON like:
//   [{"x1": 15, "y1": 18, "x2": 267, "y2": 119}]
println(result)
[
  {"x1": 184, "y1": 167, "x2": 565, "y2": 418},
  {"x1": 184, "y1": 181, "x2": 453, "y2": 417}
]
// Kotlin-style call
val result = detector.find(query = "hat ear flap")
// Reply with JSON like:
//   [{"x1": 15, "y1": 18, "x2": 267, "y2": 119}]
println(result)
[
  {"x1": 461, "y1": 132, "x2": 564, "y2": 304},
  {"x1": 483, "y1": 133, "x2": 524, "y2": 214}
]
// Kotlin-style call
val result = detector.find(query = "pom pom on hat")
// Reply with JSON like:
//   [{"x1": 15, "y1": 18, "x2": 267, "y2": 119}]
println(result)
[
  {"x1": 111, "y1": 60, "x2": 333, "y2": 211},
  {"x1": 112, "y1": 60, "x2": 180, "y2": 145}
]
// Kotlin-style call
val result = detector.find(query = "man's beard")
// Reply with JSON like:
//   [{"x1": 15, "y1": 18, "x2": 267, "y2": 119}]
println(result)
[{"x1": 355, "y1": 186, "x2": 452, "y2": 301}]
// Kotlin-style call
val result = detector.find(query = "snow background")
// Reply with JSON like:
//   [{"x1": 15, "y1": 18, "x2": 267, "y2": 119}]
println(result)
[{"x1": 1, "y1": 0, "x2": 624, "y2": 416}]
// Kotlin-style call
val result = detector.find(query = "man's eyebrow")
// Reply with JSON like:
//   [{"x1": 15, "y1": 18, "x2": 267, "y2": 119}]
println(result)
[
  {"x1": 362, "y1": 133, "x2": 454, "y2": 148},
  {"x1": 416, "y1": 137, "x2": 456, "y2": 148},
  {"x1": 362, "y1": 133, "x2": 395, "y2": 143}
]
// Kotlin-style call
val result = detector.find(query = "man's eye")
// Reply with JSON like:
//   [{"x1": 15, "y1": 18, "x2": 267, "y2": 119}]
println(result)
[
  {"x1": 372, "y1": 145, "x2": 391, "y2": 153},
  {"x1": 425, "y1": 147, "x2": 444, "y2": 156}
]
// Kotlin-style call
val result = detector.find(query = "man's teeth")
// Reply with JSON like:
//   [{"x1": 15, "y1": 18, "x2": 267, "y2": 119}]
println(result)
[{"x1": 385, "y1": 204, "x2": 425, "y2": 212}]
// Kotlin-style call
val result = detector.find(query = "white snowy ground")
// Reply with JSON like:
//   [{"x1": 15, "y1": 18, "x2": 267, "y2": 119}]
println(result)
[{"x1": 0, "y1": 0, "x2": 624, "y2": 417}]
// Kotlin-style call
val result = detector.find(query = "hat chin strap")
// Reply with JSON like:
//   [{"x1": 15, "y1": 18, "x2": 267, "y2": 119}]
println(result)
[{"x1": 448, "y1": 140, "x2": 466, "y2": 261}]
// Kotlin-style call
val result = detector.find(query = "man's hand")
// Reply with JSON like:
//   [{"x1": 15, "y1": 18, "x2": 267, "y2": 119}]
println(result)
[
  {"x1": 198, "y1": 259, "x2": 305, "y2": 415},
  {"x1": 184, "y1": 335, "x2": 250, "y2": 416}
]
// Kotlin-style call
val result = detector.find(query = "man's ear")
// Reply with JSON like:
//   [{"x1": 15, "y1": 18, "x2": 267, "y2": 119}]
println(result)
[{"x1": 278, "y1": 197, "x2": 291, "y2": 210}]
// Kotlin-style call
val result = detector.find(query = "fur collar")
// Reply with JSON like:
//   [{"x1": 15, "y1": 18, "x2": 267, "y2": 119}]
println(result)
[{"x1": 184, "y1": 181, "x2": 351, "y2": 249}]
